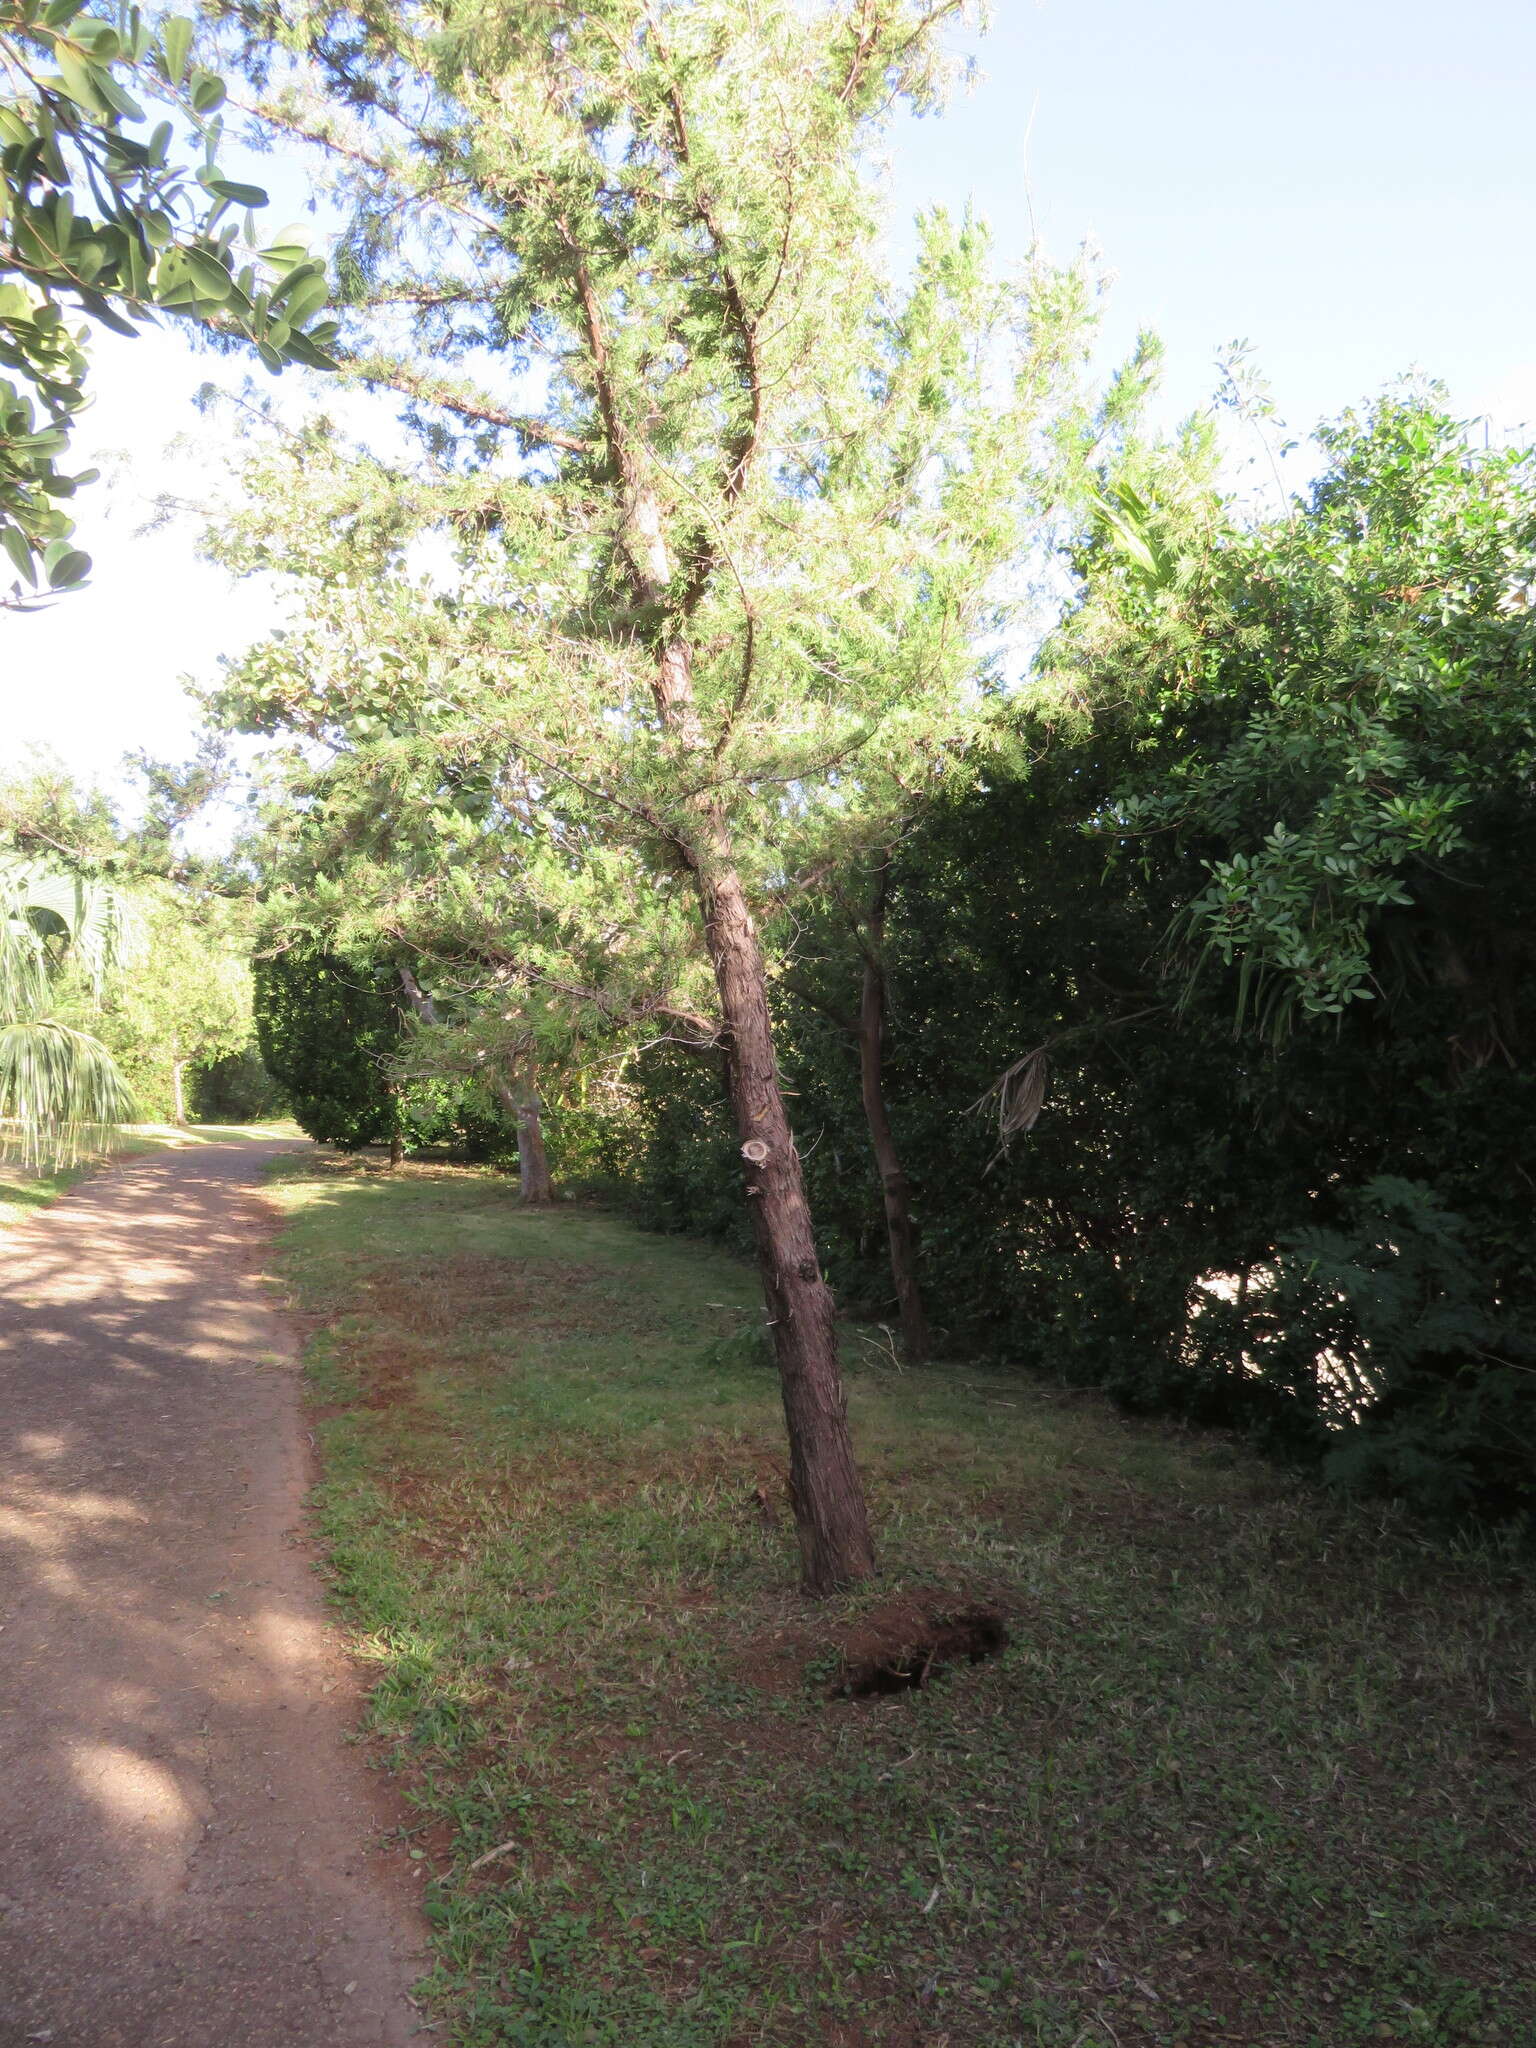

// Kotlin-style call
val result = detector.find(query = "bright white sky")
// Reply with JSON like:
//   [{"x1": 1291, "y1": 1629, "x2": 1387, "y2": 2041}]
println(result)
[{"x1": 6, "y1": 0, "x2": 1536, "y2": 819}]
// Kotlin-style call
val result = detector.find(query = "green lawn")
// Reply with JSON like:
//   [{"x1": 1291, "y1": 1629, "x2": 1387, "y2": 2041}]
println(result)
[{"x1": 264, "y1": 1155, "x2": 1536, "y2": 2048}]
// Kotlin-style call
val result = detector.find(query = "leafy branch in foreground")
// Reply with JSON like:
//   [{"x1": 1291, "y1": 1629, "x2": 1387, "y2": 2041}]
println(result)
[{"x1": 0, "y1": 0, "x2": 337, "y2": 598}]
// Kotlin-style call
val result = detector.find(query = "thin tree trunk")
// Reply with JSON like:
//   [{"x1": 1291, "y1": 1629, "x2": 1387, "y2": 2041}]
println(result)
[
  {"x1": 652, "y1": 634, "x2": 874, "y2": 1593},
  {"x1": 399, "y1": 962, "x2": 554, "y2": 1204},
  {"x1": 704, "y1": 859, "x2": 875, "y2": 1592},
  {"x1": 171, "y1": 1054, "x2": 187, "y2": 1127},
  {"x1": 511, "y1": 1073, "x2": 553, "y2": 1205},
  {"x1": 398, "y1": 964, "x2": 436, "y2": 1024},
  {"x1": 858, "y1": 863, "x2": 930, "y2": 1364},
  {"x1": 388, "y1": 1116, "x2": 404, "y2": 1169}
]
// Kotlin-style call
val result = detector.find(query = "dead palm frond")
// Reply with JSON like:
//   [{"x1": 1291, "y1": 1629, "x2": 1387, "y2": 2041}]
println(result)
[{"x1": 968, "y1": 1043, "x2": 1049, "y2": 1172}]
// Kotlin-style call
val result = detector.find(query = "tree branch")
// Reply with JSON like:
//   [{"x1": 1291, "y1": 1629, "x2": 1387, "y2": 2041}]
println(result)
[{"x1": 346, "y1": 354, "x2": 593, "y2": 455}]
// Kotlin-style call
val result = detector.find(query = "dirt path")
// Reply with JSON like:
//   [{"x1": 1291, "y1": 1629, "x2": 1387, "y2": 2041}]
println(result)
[{"x1": 0, "y1": 1140, "x2": 423, "y2": 2048}]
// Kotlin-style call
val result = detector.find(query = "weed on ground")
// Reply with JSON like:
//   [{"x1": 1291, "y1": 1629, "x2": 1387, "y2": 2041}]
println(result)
[{"x1": 264, "y1": 1156, "x2": 1536, "y2": 2048}]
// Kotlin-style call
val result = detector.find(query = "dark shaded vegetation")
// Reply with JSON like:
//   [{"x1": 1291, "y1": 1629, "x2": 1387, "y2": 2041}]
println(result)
[
  {"x1": 606, "y1": 407, "x2": 1536, "y2": 1534},
  {"x1": 254, "y1": 945, "x2": 518, "y2": 1161}
]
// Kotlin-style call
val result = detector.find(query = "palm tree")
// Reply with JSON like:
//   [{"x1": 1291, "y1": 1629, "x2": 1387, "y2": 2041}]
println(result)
[{"x1": 0, "y1": 854, "x2": 135, "y2": 1167}]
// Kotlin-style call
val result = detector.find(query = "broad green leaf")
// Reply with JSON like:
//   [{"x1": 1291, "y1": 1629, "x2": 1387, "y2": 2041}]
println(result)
[
  {"x1": 160, "y1": 15, "x2": 193, "y2": 84},
  {"x1": 52, "y1": 45, "x2": 106, "y2": 113},
  {"x1": 279, "y1": 273, "x2": 329, "y2": 328},
  {"x1": 45, "y1": 546, "x2": 91, "y2": 587},
  {"x1": 205, "y1": 177, "x2": 269, "y2": 208},
  {"x1": 183, "y1": 247, "x2": 233, "y2": 302},
  {"x1": 1, "y1": 523, "x2": 37, "y2": 582},
  {"x1": 259, "y1": 227, "x2": 313, "y2": 268},
  {"x1": 69, "y1": 19, "x2": 120, "y2": 57},
  {"x1": 94, "y1": 70, "x2": 145, "y2": 121}
]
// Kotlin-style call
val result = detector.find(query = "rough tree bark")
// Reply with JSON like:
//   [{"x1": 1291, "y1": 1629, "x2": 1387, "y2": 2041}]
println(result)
[
  {"x1": 658, "y1": 640, "x2": 875, "y2": 1595},
  {"x1": 509, "y1": 1076, "x2": 553, "y2": 1205},
  {"x1": 857, "y1": 861, "x2": 930, "y2": 1364}
]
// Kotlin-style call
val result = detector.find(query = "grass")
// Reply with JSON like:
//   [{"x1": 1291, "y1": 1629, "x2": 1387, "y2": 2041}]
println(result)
[
  {"x1": 0, "y1": 1119, "x2": 304, "y2": 1227},
  {"x1": 263, "y1": 1155, "x2": 1536, "y2": 2048}
]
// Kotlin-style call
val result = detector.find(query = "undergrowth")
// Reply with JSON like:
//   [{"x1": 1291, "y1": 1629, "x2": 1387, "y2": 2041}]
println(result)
[{"x1": 264, "y1": 1156, "x2": 1536, "y2": 2048}]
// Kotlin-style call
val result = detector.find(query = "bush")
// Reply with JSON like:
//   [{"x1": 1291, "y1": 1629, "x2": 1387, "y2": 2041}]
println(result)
[{"x1": 190, "y1": 1045, "x2": 287, "y2": 1123}]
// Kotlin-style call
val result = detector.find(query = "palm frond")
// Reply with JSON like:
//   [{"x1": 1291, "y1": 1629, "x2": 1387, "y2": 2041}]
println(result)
[
  {"x1": 0, "y1": 872, "x2": 52, "y2": 1019},
  {"x1": 0, "y1": 1017, "x2": 137, "y2": 1170},
  {"x1": 0, "y1": 853, "x2": 142, "y2": 991}
]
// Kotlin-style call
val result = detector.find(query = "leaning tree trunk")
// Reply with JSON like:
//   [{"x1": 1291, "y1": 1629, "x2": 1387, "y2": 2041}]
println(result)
[
  {"x1": 858, "y1": 919, "x2": 930, "y2": 1365},
  {"x1": 653, "y1": 634, "x2": 874, "y2": 1593},
  {"x1": 699, "y1": 850, "x2": 876, "y2": 1595},
  {"x1": 486, "y1": 1067, "x2": 554, "y2": 1204}
]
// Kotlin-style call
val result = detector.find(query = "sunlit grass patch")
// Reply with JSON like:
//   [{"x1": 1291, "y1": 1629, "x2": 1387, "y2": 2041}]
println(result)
[
  {"x1": 265, "y1": 1156, "x2": 1536, "y2": 2048},
  {"x1": 118, "y1": 1118, "x2": 308, "y2": 1146}
]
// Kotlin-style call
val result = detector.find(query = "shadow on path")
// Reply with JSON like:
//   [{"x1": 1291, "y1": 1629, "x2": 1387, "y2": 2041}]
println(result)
[{"x1": 0, "y1": 1141, "x2": 423, "y2": 2048}]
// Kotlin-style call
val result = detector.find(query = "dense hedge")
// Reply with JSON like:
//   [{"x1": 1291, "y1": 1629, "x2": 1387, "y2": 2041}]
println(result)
[
  {"x1": 607, "y1": 750, "x2": 1535, "y2": 1530},
  {"x1": 606, "y1": 409, "x2": 1536, "y2": 1530},
  {"x1": 253, "y1": 947, "x2": 515, "y2": 1158},
  {"x1": 254, "y1": 948, "x2": 401, "y2": 1149}
]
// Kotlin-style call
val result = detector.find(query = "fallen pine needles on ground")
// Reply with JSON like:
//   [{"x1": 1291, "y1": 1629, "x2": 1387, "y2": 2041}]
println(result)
[{"x1": 264, "y1": 1156, "x2": 1536, "y2": 2048}]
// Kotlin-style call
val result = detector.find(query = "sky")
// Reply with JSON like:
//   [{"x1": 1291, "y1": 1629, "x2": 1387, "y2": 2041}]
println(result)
[{"x1": 6, "y1": 0, "x2": 1536, "y2": 816}]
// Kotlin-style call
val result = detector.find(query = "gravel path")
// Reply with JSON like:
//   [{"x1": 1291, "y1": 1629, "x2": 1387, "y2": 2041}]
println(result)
[{"x1": 0, "y1": 1140, "x2": 422, "y2": 2048}]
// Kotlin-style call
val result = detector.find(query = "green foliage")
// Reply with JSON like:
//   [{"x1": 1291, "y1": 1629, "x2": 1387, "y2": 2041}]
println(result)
[
  {"x1": 252, "y1": 944, "x2": 398, "y2": 1150},
  {"x1": 0, "y1": 0, "x2": 336, "y2": 597},
  {"x1": 189, "y1": 1041, "x2": 284, "y2": 1122},
  {"x1": 91, "y1": 890, "x2": 253, "y2": 1117},
  {"x1": 252, "y1": 943, "x2": 525, "y2": 1159},
  {"x1": 1105, "y1": 397, "x2": 1536, "y2": 1031},
  {"x1": 0, "y1": 847, "x2": 134, "y2": 1162},
  {"x1": 603, "y1": 398, "x2": 1536, "y2": 1532},
  {"x1": 1266, "y1": 1179, "x2": 1534, "y2": 1519}
]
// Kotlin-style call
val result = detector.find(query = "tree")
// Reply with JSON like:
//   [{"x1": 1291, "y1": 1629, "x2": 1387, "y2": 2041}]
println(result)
[
  {"x1": 0, "y1": 849, "x2": 134, "y2": 1163},
  {"x1": 95, "y1": 892, "x2": 252, "y2": 1120},
  {"x1": 396, "y1": 962, "x2": 553, "y2": 1204},
  {"x1": 776, "y1": 843, "x2": 935, "y2": 1360},
  {"x1": 1, "y1": 0, "x2": 337, "y2": 598},
  {"x1": 203, "y1": 0, "x2": 1119, "y2": 1589},
  {"x1": 252, "y1": 942, "x2": 400, "y2": 1151}
]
